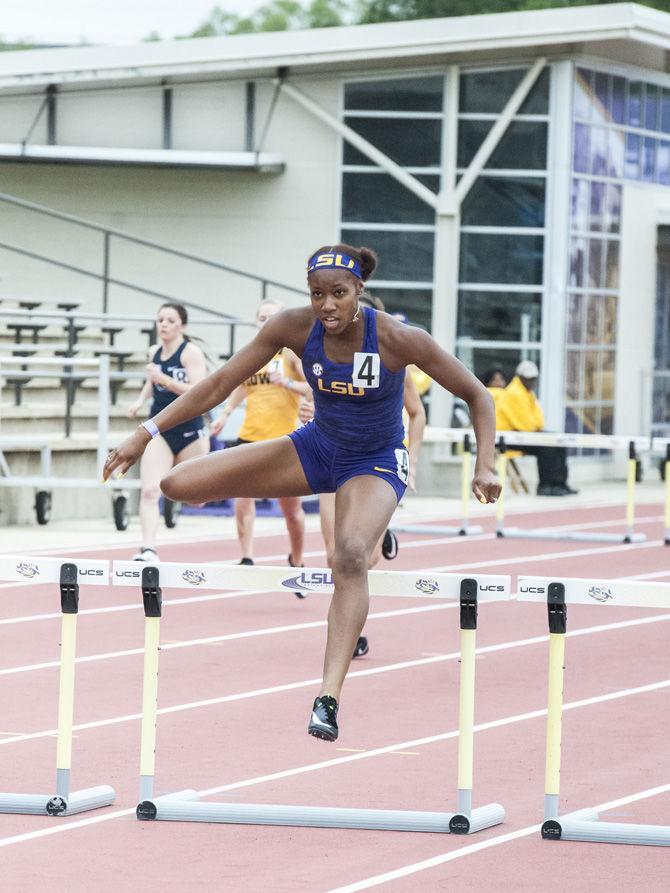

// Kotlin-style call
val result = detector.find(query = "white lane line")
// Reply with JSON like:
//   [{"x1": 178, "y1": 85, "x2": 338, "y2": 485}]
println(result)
[
  {"x1": 426, "y1": 538, "x2": 664, "y2": 572},
  {"x1": 325, "y1": 779, "x2": 670, "y2": 893},
  {"x1": 2, "y1": 611, "x2": 669, "y2": 745},
  {"x1": 0, "y1": 602, "x2": 455, "y2": 676},
  {"x1": 1, "y1": 603, "x2": 668, "y2": 679},
  {"x1": 2, "y1": 497, "x2": 650, "y2": 559},
  {"x1": 0, "y1": 677, "x2": 668, "y2": 851},
  {"x1": 0, "y1": 586, "x2": 295, "y2": 626}
]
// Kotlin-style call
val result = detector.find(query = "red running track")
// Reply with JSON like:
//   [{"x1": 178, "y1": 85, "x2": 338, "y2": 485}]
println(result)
[{"x1": 0, "y1": 501, "x2": 669, "y2": 892}]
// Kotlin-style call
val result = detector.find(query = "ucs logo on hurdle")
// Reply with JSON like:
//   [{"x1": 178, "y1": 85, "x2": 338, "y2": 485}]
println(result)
[
  {"x1": 281, "y1": 571, "x2": 332, "y2": 593},
  {"x1": 182, "y1": 569, "x2": 207, "y2": 586}
]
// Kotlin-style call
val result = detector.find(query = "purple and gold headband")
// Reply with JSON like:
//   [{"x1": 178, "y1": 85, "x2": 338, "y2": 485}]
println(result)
[{"x1": 307, "y1": 251, "x2": 362, "y2": 279}]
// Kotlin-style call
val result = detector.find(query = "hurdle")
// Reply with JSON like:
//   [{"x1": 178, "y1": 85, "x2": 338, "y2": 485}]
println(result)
[
  {"x1": 518, "y1": 574, "x2": 670, "y2": 846},
  {"x1": 392, "y1": 430, "x2": 483, "y2": 538},
  {"x1": 0, "y1": 556, "x2": 115, "y2": 816},
  {"x1": 112, "y1": 559, "x2": 511, "y2": 833},
  {"x1": 496, "y1": 433, "x2": 649, "y2": 544},
  {"x1": 651, "y1": 438, "x2": 670, "y2": 544}
]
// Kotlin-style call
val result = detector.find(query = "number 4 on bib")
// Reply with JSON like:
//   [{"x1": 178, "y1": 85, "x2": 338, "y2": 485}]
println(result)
[{"x1": 352, "y1": 352, "x2": 380, "y2": 388}]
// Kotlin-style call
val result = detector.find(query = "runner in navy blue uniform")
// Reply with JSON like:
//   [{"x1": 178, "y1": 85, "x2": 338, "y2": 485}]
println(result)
[
  {"x1": 106, "y1": 245, "x2": 500, "y2": 741},
  {"x1": 127, "y1": 302, "x2": 209, "y2": 561}
]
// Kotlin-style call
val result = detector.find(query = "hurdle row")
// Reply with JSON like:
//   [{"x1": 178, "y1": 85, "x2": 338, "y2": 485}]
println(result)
[
  {"x1": 395, "y1": 428, "x2": 670, "y2": 546},
  {"x1": 0, "y1": 555, "x2": 668, "y2": 847}
]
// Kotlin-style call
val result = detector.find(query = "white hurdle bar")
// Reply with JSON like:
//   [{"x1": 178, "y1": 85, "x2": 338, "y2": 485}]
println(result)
[
  {"x1": 0, "y1": 556, "x2": 115, "y2": 816},
  {"x1": 497, "y1": 433, "x2": 649, "y2": 544},
  {"x1": 518, "y1": 575, "x2": 670, "y2": 846},
  {"x1": 392, "y1": 429, "x2": 483, "y2": 538},
  {"x1": 112, "y1": 560, "x2": 511, "y2": 833}
]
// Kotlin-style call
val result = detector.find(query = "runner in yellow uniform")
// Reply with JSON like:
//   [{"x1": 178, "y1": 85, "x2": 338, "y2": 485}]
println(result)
[{"x1": 211, "y1": 301, "x2": 310, "y2": 576}]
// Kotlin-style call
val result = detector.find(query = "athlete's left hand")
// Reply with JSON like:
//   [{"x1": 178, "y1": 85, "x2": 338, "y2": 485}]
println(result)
[
  {"x1": 145, "y1": 363, "x2": 163, "y2": 384},
  {"x1": 102, "y1": 428, "x2": 151, "y2": 482},
  {"x1": 472, "y1": 467, "x2": 501, "y2": 504}
]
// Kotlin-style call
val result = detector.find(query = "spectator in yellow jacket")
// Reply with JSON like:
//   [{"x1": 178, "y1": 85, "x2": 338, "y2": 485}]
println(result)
[{"x1": 496, "y1": 360, "x2": 577, "y2": 497}]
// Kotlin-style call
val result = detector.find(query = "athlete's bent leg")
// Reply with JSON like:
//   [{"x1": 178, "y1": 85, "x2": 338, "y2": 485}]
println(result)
[
  {"x1": 320, "y1": 475, "x2": 397, "y2": 702},
  {"x1": 161, "y1": 436, "x2": 312, "y2": 504}
]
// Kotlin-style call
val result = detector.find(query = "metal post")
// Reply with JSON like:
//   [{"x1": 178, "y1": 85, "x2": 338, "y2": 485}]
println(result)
[
  {"x1": 55, "y1": 563, "x2": 79, "y2": 803},
  {"x1": 542, "y1": 582, "x2": 566, "y2": 834},
  {"x1": 459, "y1": 433, "x2": 472, "y2": 534},
  {"x1": 138, "y1": 567, "x2": 162, "y2": 804},
  {"x1": 456, "y1": 578, "x2": 477, "y2": 821},
  {"x1": 102, "y1": 231, "x2": 111, "y2": 314},
  {"x1": 496, "y1": 439, "x2": 508, "y2": 537},
  {"x1": 162, "y1": 86, "x2": 173, "y2": 150},
  {"x1": 624, "y1": 441, "x2": 637, "y2": 543},
  {"x1": 97, "y1": 355, "x2": 110, "y2": 478},
  {"x1": 664, "y1": 444, "x2": 670, "y2": 545},
  {"x1": 46, "y1": 85, "x2": 57, "y2": 146},
  {"x1": 245, "y1": 82, "x2": 256, "y2": 152}
]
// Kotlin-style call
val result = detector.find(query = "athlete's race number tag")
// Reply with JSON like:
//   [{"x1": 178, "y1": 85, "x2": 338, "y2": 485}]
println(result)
[
  {"x1": 395, "y1": 448, "x2": 410, "y2": 484},
  {"x1": 352, "y1": 352, "x2": 380, "y2": 389}
]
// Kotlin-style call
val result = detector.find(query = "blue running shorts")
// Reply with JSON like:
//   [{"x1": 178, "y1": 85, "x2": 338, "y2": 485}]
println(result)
[
  {"x1": 160, "y1": 420, "x2": 207, "y2": 456},
  {"x1": 288, "y1": 421, "x2": 408, "y2": 503}
]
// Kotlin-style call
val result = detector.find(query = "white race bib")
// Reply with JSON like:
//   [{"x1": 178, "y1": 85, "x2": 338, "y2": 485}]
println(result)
[{"x1": 352, "y1": 352, "x2": 380, "y2": 389}]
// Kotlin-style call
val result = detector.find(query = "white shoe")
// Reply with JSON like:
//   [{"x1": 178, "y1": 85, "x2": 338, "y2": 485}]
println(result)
[{"x1": 132, "y1": 547, "x2": 159, "y2": 562}]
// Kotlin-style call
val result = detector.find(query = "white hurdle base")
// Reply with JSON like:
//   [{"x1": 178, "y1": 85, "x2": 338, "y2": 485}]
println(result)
[
  {"x1": 0, "y1": 785, "x2": 115, "y2": 816},
  {"x1": 393, "y1": 524, "x2": 483, "y2": 537},
  {"x1": 498, "y1": 527, "x2": 646, "y2": 544},
  {"x1": 542, "y1": 809, "x2": 670, "y2": 846},
  {"x1": 137, "y1": 790, "x2": 504, "y2": 834}
]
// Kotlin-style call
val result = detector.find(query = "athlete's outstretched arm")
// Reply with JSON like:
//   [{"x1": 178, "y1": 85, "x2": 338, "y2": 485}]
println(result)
[
  {"x1": 395, "y1": 327, "x2": 500, "y2": 503},
  {"x1": 103, "y1": 314, "x2": 296, "y2": 481}
]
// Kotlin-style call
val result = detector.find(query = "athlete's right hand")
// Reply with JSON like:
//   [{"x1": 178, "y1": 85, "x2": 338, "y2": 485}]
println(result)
[
  {"x1": 298, "y1": 396, "x2": 314, "y2": 424},
  {"x1": 102, "y1": 428, "x2": 150, "y2": 482},
  {"x1": 209, "y1": 413, "x2": 227, "y2": 437}
]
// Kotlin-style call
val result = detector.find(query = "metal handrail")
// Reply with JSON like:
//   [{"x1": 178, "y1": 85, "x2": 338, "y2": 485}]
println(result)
[
  {"x1": 0, "y1": 306, "x2": 256, "y2": 356},
  {"x1": 0, "y1": 191, "x2": 306, "y2": 314}
]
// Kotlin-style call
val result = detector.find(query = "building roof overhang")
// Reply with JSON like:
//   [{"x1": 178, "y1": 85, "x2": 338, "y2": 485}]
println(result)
[{"x1": 0, "y1": 3, "x2": 668, "y2": 94}]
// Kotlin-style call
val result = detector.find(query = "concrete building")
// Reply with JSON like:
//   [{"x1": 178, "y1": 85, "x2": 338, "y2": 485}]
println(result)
[{"x1": 1, "y1": 2, "x2": 670, "y2": 439}]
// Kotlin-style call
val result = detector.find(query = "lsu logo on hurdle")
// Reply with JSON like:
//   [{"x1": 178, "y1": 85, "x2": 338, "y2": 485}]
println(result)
[
  {"x1": 16, "y1": 561, "x2": 39, "y2": 579},
  {"x1": 415, "y1": 578, "x2": 440, "y2": 595},
  {"x1": 182, "y1": 569, "x2": 206, "y2": 586},
  {"x1": 281, "y1": 571, "x2": 333, "y2": 593},
  {"x1": 588, "y1": 585, "x2": 613, "y2": 603}
]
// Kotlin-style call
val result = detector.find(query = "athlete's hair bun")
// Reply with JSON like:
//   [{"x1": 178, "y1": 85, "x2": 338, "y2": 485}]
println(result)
[{"x1": 357, "y1": 247, "x2": 378, "y2": 282}]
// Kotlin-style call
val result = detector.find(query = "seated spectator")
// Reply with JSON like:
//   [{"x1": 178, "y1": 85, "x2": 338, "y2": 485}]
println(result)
[
  {"x1": 482, "y1": 367, "x2": 507, "y2": 401},
  {"x1": 496, "y1": 360, "x2": 578, "y2": 497}
]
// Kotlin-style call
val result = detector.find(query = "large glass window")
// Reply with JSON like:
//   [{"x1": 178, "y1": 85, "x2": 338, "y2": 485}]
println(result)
[
  {"x1": 340, "y1": 73, "x2": 444, "y2": 335},
  {"x1": 458, "y1": 291, "x2": 541, "y2": 342},
  {"x1": 566, "y1": 66, "x2": 670, "y2": 433},
  {"x1": 461, "y1": 177, "x2": 545, "y2": 228},
  {"x1": 345, "y1": 77, "x2": 444, "y2": 112},
  {"x1": 340, "y1": 65, "x2": 549, "y2": 396},
  {"x1": 342, "y1": 172, "x2": 439, "y2": 225},
  {"x1": 343, "y1": 117, "x2": 442, "y2": 168}
]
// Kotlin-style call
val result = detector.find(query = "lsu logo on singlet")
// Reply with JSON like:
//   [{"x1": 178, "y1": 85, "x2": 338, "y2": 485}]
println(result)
[{"x1": 317, "y1": 379, "x2": 365, "y2": 397}]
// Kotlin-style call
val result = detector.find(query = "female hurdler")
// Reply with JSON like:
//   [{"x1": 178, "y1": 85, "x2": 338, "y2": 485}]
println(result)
[{"x1": 103, "y1": 244, "x2": 501, "y2": 742}]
